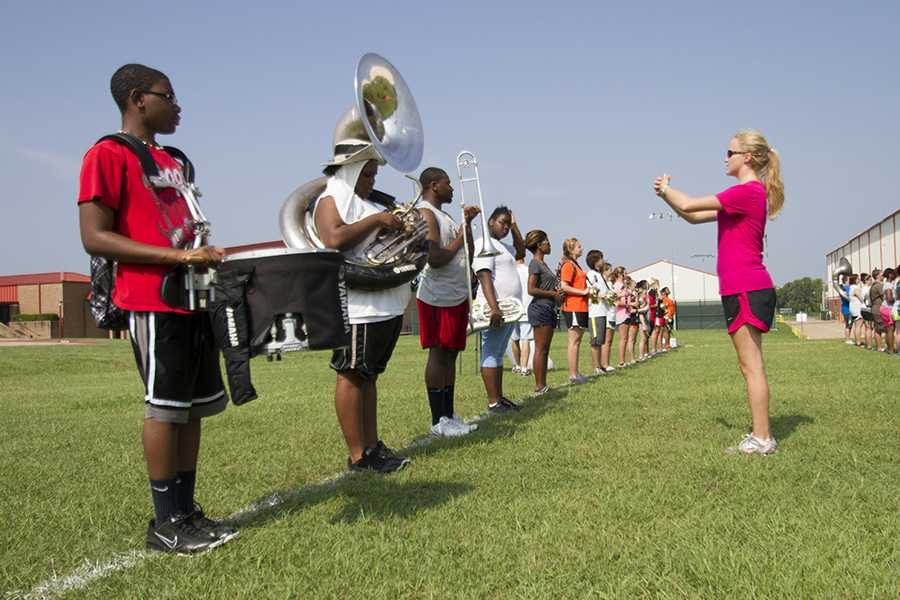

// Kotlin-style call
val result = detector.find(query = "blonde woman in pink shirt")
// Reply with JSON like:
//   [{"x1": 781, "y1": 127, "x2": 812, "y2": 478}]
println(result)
[{"x1": 653, "y1": 129, "x2": 785, "y2": 455}]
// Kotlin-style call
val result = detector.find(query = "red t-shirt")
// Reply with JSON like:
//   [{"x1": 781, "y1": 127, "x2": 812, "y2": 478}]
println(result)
[
  {"x1": 78, "y1": 140, "x2": 197, "y2": 313},
  {"x1": 715, "y1": 181, "x2": 775, "y2": 295}
]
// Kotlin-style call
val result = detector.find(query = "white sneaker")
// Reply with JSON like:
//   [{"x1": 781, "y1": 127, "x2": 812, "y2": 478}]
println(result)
[
  {"x1": 430, "y1": 416, "x2": 469, "y2": 438},
  {"x1": 726, "y1": 434, "x2": 778, "y2": 455},
  {"x1": 594, "y1": 367, "x2": 606, "y2": 376},
  {"x1": 603, "y1": 366, "x2": 615, "y2": 373},
  {"x1": 568, "y1": 374, "x2": 588, "y2": 384},
  {"x1": 450, "y1": 414, "x2": 477, "y2": 433},
  {"x1": 844, "y1": 340, "x2": 854, "y2": 345}
]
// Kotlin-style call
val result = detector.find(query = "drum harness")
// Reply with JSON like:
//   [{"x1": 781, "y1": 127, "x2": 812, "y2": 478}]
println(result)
[{"x1": 88, "y1": 132, "x2": 203, "y2": 329}]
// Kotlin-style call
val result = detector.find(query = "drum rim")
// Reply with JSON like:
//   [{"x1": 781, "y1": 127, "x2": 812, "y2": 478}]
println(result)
[{"x1": 225, "y1": 247, "x2": 339, "y2": 262}]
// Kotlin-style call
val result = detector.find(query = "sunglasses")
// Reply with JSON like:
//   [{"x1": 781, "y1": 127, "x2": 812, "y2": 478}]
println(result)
[
  {"x1": 726, "y1": 150, "x2": 747, "y2": 158},
  {"x1": 140, "y1": 90, "x2": 178, "y2": 105}
]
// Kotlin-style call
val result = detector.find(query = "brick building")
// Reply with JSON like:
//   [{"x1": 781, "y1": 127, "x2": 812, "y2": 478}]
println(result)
[{"x1": 0, "y1": 272, "x2": 106, "y2": 338}]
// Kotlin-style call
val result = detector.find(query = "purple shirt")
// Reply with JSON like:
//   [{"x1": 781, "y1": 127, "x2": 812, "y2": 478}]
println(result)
[{"x1": 715, "y1": 181, "x2": 775, "y2": 295}]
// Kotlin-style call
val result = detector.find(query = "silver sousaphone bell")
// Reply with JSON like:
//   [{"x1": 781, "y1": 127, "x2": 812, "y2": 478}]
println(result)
[{"x1": 280, "y1": 53, "x2": 428, "y2": 291}]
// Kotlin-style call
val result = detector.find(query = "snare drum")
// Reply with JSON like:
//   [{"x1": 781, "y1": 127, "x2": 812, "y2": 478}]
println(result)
[{"x1": 212, "y1": 247, "x2": 349, "y2": 357}]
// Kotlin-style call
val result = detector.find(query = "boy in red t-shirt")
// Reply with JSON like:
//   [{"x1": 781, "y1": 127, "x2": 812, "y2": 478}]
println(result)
[{"x1": 78, "y1": 64, "x2": 235, "y2": 554}]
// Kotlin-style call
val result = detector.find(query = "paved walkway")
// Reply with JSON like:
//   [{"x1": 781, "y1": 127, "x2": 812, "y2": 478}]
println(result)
[{"x1": 785, "y1": 318, "x2": 844, "y2": 340}]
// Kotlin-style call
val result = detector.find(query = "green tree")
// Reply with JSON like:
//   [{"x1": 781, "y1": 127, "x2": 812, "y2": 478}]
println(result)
[{"x1": 775, "y1": 277, "x2": 823, "y2": 314}]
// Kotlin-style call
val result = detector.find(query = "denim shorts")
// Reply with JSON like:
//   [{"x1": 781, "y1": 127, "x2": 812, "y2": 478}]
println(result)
[{"x1": 480, "y1": 323, "x2": 515, "y2": 368}]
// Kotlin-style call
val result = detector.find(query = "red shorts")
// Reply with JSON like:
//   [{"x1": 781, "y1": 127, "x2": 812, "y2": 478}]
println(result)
[{"x1": 417, "y1": 299, "x2": 468, "y2": 351}]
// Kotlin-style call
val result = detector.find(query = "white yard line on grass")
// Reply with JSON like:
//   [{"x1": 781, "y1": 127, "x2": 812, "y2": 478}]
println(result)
[{"x1": 5, "y1": 551, "x2": 146, "y2": 600}]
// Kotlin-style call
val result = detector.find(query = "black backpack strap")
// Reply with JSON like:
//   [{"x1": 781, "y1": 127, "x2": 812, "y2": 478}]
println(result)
[
  {"x1": 162, "y1": 146, "x2": 195, "y2": 183},
  {"x1": 96, "y1": 133, "x2": 195, "y2": 183},
  {"x1": 97, "y1": 133, "x2": 160, "y2": 178}
]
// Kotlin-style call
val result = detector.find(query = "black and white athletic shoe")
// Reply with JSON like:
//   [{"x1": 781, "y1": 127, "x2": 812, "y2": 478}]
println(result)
[
  {"x1": 499, "y1": 397, "x2": 522, "y2": 411},
  {"x1": 146, "y1": 514, "x2": 224, "y2": 555},
  {"x1": 190, "y1": 503, "x2": 239, "y2": 542},
  {"x1": 349, "y1": 446, "x2": 409, "y2": 474},
  {"x1": 374, "y1": 440, "x2": 404, "y2": 460}
]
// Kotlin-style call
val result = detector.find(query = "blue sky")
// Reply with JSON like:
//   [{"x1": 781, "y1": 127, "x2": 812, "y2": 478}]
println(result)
[{"x1": 2, "y1": 1, "x2": 898, "y2": 284}]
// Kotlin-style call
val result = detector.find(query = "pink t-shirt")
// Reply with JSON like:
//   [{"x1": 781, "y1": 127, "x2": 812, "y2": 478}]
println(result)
[{"x1": 715, "y1": 181, "x2": 774, "y2": 295}]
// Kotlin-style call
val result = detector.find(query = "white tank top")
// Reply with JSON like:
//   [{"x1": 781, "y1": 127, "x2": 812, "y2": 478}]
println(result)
[{"x1": 416, "y1": 202, "x2": 468, "y2": 307}]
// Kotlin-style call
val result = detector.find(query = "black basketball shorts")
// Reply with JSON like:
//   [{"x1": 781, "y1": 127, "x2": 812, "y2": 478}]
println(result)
[
  {"x1": 129, "y1": 311, "x2": 227, "y2": 424},
  {"x1": 330, "y1": 316, "x2": 403, "y2": 379}
]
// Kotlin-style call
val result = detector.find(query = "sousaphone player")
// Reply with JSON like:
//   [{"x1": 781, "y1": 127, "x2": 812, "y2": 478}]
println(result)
[{"x1": 281, "y1": 53, "x2": 427, "y2": 473}]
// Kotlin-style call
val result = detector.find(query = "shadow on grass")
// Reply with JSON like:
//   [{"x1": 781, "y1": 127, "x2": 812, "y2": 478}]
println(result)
[
  {"x1": 770, "y1": 414, "x2": 814, "y2": 441},
  {"x1": 404, "y1": 383, "x2": 575, "y2": 460},
  {"x1": 231, "y1": 477, "x2": 473, "y2": 529},
  {"x1": 330, "y1": 479, "x2": 473, "y2": 524},
  {"x1": 714, "y1": 414, "x2": 814, "y2": 442},
  {"x1": 228, "y1": 379, "x2": 593, "y2": 532}
]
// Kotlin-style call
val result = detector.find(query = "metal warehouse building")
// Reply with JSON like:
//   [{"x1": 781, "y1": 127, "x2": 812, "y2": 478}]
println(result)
[{"x1": 824, "y1": 209, "x2": 900, "y2": 312}]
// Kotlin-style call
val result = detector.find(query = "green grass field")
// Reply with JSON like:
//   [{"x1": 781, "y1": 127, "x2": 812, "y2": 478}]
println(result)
[{"x1": 1, "y1": 328, "x2": 897, "y2": 598}]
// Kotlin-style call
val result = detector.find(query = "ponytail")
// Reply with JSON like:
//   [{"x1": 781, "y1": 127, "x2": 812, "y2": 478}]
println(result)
[
  {"x1": 734, "y1": 129, "x2": 785, "y2": 220},
  {"x1": 763, "y1": 149, "x2": 784, "y2": 219}
]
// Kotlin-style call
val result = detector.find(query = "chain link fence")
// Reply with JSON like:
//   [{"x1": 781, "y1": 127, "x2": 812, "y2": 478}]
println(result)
[{"x1": 673, "y1": 300, "x2": 726, "y2": 330}]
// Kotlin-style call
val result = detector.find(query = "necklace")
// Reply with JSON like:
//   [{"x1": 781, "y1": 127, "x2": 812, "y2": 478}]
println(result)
[{"x1": 118, "y1": 130, "x2": 163, "y2": 150}]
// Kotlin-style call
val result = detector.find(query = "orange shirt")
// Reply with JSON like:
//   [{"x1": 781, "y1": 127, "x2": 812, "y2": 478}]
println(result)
[
  {"x1": 663, "y1": 297, "x2": 676, "y2": 318},
  {"x1": 560, "y1": 260, "x2": 588, "y2": 313}
]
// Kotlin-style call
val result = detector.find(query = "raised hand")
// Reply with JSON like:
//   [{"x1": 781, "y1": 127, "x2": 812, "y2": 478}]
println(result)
[{"x1": 653, "y1": 174, "x2": 671, "y2": 197}]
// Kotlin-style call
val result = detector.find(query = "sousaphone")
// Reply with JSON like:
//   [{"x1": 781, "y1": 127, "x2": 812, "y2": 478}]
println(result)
[{"x1": 280, "y1": 53, "x2": 427, "y2": 291}]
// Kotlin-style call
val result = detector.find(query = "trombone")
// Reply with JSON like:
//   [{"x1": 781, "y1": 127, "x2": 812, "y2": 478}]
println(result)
[
  {"x1": 454, "y1": 151, "x2": 524, "y2": 337},
  {"x1": 456, "y1": 151, "x2": 499, "y2": 258}
]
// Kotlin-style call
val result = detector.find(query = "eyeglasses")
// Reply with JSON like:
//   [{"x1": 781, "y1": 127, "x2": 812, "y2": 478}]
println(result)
[
  {"x1": 141, "y1": 90, "x2": 178, "y2": 105},
  {"x1": 726, "y1": 150, "x2": 747, "y2": 158}
]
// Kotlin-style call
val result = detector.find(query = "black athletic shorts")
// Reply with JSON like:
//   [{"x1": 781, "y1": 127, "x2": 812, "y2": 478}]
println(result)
[
  {"x1": 330, "y1": 316, "x2": 403, "y2": 379},
  {"x1": 129, "y1": 311, "x2": 227, "y2": 424},
  {"x1": 562, "y1": 310, "x2": 588, "y2": 329},
  {"x1": 721, "y1": 288, "x2": 776, "y2": 334},
  {"x1": 589, "y1": 316, "x2": 607, "y2": 346},
  {"x1": 617, "y1": 313, "x2": 638, "y2": 327}
]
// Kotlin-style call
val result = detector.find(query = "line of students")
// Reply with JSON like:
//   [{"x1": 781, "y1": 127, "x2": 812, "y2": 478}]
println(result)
[
  {"x1": 516, "y1": 234, "x2": 680, "y2": 395},
  {"x1": 836, "y1": 268, "x2": 900, "y2": 354}
]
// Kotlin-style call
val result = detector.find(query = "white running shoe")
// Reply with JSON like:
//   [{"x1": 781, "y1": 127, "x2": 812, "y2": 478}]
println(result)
[
  {"x1": 844, "y1": 340, "x2": 854, "y2": 345},
  {"x1": 430, "y1": 416, "x2": 469, "y2": 438},
  {"x1": 450, "y1": 414, "x2": 477, "y2": 433},
  {"x1": 604, "y1": 366, "x2": 616, "y2": 373},
  {"x1": 726, "y1": 434, "x2": 779, "y2": 455},
  {"x1": 594, "y1": 367, "x2": 606, "y2": 376}
]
